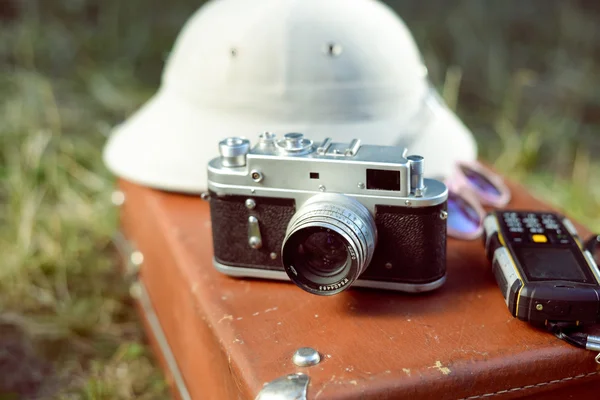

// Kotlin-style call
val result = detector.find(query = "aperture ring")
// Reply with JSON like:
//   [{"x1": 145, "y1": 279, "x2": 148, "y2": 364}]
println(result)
[{"x1": 288, "y1": 205, "x2": 373, "y2": 246}]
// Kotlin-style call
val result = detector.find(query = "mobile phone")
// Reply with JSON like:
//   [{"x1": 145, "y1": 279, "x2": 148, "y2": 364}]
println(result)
[{"x1": 483, "y1": 210, "x2": 600, "y2": 326}]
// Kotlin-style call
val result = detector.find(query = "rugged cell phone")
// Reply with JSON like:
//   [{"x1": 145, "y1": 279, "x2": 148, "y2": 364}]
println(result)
[{"x1": 483, "y1": 210, "x2": 600, "y2": 326}]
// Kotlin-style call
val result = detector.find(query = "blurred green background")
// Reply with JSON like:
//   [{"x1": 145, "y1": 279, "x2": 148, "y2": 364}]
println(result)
[{"x1": 1, "y1": 0, "x2": 599, "y2": 398}]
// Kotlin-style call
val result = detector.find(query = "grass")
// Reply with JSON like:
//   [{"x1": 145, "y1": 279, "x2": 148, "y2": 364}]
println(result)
[{"x1": 1, "y1": 0, "x2": 599, "y2": 398}]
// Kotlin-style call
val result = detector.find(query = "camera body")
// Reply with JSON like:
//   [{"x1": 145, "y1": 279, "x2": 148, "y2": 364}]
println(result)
[{"x1": 207, "y1": 132, "x2": 448, "y2": 295}]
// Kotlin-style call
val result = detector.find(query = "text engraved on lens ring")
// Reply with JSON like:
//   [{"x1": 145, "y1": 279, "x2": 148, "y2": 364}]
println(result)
[
  {"x1": 319, "y1": 278, "x2": 350, "y2": 292},
  {"x1": 347, "y1": 246, "x2": 357, "y2": 260}
]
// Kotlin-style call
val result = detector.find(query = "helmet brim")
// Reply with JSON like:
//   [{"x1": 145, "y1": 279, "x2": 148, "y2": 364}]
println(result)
[{"x1": 103, "y1": 89, "x2": 477, "y2": 193}]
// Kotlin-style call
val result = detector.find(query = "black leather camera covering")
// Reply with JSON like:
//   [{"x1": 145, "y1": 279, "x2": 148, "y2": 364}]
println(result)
[
  {"x1": 209, "y1": 192, "x2": 296, "y2": 270},
  {"x1": 363, "y1": 203, "x2": 447, "y2": 284},
  {"x1": 209, "y1": 192, "x2": 447, "y2": 283}
]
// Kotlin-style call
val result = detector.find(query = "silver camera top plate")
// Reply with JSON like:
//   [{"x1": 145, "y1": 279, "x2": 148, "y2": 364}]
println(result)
[{"x1": 208, "y1": 133, "x2": 447, "y2": 211}]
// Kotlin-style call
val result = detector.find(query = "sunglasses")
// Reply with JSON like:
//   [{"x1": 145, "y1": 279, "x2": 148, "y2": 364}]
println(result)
[
  {"x1": 585, "y1": 235, "x2": 600, "y2": 266},
  {"x1": 445, "y1": 162, "x2": 511, "y2": 240}
]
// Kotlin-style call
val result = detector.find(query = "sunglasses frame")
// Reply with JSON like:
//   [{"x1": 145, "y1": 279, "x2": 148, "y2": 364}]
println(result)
[
  {"x1": 445, "y1": 189, "x2": 487, "y2": 240},
  {"x1": 448, "y1": 161, "x2": 511, "y2": 208},
  {"x1": 444, "y1": 161, "x2": 512, "y2": 240}
]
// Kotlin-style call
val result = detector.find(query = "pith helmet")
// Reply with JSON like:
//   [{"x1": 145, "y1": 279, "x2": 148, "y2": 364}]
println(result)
[{"x1": 103, "y1": 0, "x2": 477, "y2": 193}]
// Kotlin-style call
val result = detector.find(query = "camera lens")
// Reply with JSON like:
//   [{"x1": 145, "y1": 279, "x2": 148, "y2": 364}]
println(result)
[
  {"x1": 282, "y1": 194, "x2": 377, "y2": 295},
  {"x1": 298, "y1": 230, "x2": 349, "y2": 277}
]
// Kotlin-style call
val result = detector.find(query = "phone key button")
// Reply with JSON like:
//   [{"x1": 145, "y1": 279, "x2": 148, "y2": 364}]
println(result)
[{"x1": 532, "y1": 234, "x2": 548, "y2": 243}]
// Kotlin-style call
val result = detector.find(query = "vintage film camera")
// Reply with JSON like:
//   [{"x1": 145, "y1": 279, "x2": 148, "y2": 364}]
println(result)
[{"x1": 206, "y1": 132, "x2": 449, "y2": 296}]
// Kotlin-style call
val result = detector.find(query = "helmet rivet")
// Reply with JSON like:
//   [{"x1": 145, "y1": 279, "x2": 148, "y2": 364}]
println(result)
[{"x1": 324, "y1": 43, "x2": 343, "y2": 57}]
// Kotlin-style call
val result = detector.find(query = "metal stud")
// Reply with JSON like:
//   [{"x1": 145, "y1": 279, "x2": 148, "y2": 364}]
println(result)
[
  {"x1": 270, "y1": 252, "x2": 277, "y2": 260},
  {"x1": 245, "y1": 198, "x2": 256, "y2": 209},
  {"x1": 405, "y1": 200, "x2": 412, "y2": 206},
  {"x1": 111, "y1": 190, "x2": 125, "y2": 206},
  {"x1": 249, "y1": 237, "x2": 262, "y2": 249},
  {"x1": 292, "y1": 347, "x2": 321, "y2": 367},
  {"x1": 440, "y1": 210, "x2": 448, "y2": 220},
  {"x1": 130, "y1": 251, "x2": 144, "y2": 267},
  {"x1": 319, "y1": 185, "x2": 326, "y2": 192},
  {"x1": 251, "y1": 170, "x2": 264, "y2": 182}
]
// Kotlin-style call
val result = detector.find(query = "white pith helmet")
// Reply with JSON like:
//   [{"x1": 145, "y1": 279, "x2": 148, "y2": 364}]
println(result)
[{"x1": 103, "y1": 0, "x2": 477, "y2": 193}]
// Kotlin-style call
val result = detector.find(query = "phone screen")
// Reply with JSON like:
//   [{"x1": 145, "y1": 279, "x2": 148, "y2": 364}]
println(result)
[{"x1": 515, "y1": 247, "x2": 591, "y2": 283}]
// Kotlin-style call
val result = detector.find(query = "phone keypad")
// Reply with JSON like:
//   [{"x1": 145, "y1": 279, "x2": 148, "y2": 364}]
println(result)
[{"x1": 501, "y1": 212, "x2": 571, "y2": 245}]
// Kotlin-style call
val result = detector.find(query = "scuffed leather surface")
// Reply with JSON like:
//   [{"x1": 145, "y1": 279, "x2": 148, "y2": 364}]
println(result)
[
  {"x1": 364, "y1": 203, "x2": 447, "y2": 283},
  {"x1": 120, "y1": 179, "x2": 600, "y2": 400},
  {"x1": 209, "y1": 192, "x2": 295, "y2": 270}
]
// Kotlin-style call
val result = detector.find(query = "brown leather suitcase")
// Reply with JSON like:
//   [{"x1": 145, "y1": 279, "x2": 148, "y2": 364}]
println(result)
[{"x1": 115, "y1": 178, "x2": 600, "y2": 400}]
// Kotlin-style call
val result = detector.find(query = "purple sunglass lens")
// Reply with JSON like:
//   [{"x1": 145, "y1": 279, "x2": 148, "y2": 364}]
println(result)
[
  {"x1": 459, "y1": 165, "x2": 502, "y2": 196},
  {"x1": 447, "y1": 192, "x2": 482, "y2": 235}
]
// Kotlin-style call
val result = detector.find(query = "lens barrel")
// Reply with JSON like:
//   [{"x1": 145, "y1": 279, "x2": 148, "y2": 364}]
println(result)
[{"x1": 282, "y1": 194, "x2": 377, "y2": 295}]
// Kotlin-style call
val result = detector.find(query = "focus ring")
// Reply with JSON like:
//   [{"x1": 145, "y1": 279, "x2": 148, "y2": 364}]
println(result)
[
  {"x1": 282, "y1": 194, "x2": 377, "y2": 295},
  {"x1": 292, "y1": 207, "x2": 370, "y2": 247},
  {"x1": 290, "y1": 216, "x2": 366, "y2": 270},
  {"x1": 290, "y1": 208, "x2": 370, "y2": 266}
]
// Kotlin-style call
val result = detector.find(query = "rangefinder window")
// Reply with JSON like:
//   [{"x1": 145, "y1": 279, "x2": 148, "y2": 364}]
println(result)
[
  {"x1": 366, "y1": 169, "x2": 400, "y2": 191},
  {"x1": 516, "y1": 247, "x2": 591, "y2": 283}
]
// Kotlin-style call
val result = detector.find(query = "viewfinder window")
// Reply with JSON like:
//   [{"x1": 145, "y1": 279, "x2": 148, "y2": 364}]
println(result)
[
  {"x1": 310, "y1": 172, "x2": 319, "y2": 179},
  {"x1": 366, "y1": 169, "x2": 400, "y2": 191}
]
